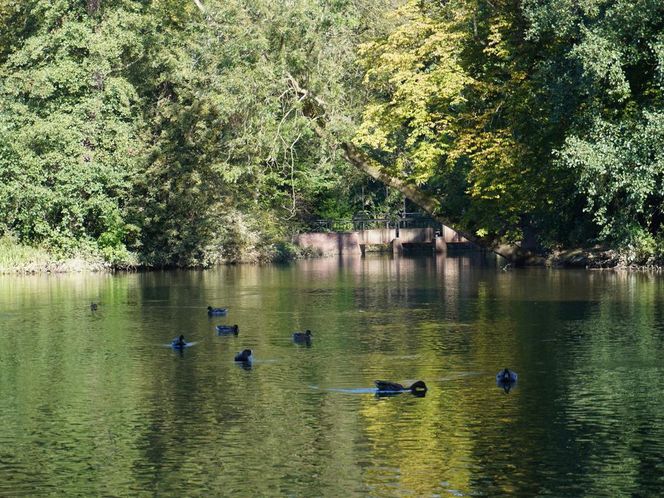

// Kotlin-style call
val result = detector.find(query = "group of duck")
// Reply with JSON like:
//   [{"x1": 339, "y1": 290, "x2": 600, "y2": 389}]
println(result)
[
  {"x1": 90, "y1": 302, "x2": 519, "y2": 396},
  {"x1": 375, "y1": 369, "x2": 518, "y2": 397},
  {"x1": 171, "y1": 306, "x2": 314, "y2": 367},
  {"x1": 192, "y1": 306, "x2": 518, "y2": 395}
]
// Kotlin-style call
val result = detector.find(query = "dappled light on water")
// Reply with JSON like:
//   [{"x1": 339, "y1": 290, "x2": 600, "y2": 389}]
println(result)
[{"x1": 1, "y1": 254, "x2": 664, "y2": 495}]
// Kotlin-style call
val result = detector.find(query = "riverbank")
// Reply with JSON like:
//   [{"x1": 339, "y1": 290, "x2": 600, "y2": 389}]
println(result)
[
  {"x1": 494, "y1": 239, "x2": 664, "y2": 270},
  {"x1": 544, "y1": 248, "x2": 664, "y2": 271},
  {"x1": 0, "y1": 237, "x2": 321, "y2": 275},
  {"x1": 0, "y1": 239, "x2": 109, "y2": 274},
  {"x1": 3, "y1": 235, "x2": 663, "y2": 274}
]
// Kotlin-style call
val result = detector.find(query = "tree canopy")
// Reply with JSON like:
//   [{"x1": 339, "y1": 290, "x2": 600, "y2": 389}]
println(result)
[{"x1": 1, "y1": 0, "x2": 663, "y2": 266}]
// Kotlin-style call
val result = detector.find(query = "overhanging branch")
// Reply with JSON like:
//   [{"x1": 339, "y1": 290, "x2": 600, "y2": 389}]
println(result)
[
  {"x1": 286, "y1": 73, "x2": 483, "y2": 246},
  {"x1": 285, "y1": 73, "x2": 538, "y2": 262},
  {"x1": 193, "y1": 0, "x2": 206, "y2": 13}
]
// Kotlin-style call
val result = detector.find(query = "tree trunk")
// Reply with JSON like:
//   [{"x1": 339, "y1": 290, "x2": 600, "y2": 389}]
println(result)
[
  {"x1": 340, "y1": 141, "x2": 536, "y2": 262},
  {"x1": 285, "y1": 73, "x2": 531, "y2": 262},
  {"x1": 338, "y1": 143, "x2": 480, "y2": 243}
]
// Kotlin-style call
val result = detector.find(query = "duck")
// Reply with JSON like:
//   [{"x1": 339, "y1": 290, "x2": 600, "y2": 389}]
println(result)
[
  {"x1": 171, "y1": 335, "x2": 187, "y2": 349},
  {"x1": 234, "y1": 349, "x2": 253, "y2": 362},
  {"x1": 496, "y1": 368, "x2": 518, "y2": 393},
  {"x1": 207, "y1": 306, "x2": 228, "y2": 316},
  {"x1": 216, "y1": 324, "x2": 239, "y2": 335},
  {"x1": 495, "y1": 368, "x2": 518, "y2": 384},
  {"x1": 292, "y1": 330, "x2": 312, "y2": 343},
  {"x1": 374, "y1": 380, "x2": 427, "y2": 395},
  {"x1": 90, "y1": 302, "x2": 98, "y2": 311}
]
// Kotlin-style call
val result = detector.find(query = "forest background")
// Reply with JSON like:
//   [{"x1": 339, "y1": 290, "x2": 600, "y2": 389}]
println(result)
[{"x1": 1, "y1": 0, "x2": 663, "y2": 270}]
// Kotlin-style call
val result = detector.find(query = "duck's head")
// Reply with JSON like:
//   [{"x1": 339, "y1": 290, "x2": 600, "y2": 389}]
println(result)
[
  {"x1": 236, "y1": 349, "x2": 252, "y2": 361},
  {"x1": 305, "y1": 330, "x2": 312, "y2": 337},
  {"x1": 409, "y1": 380, "x2": 427, "y2": 393},
  {"x1": 234, "y1": 325, "x2": 239, "y2": 334},
  {"x1": 179, "y1": 334, "x2": 185, "y2": 342},
  {"x1": 207, "y1": 306, "x2": 212, "y2": 311}
]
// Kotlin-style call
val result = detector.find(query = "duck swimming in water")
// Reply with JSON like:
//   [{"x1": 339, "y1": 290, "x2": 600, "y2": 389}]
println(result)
[
  {"x1": 496, "y1": 368, "x2": 517, "y2": 383},
  {"x1": 234, "y1": 349, "x2": 253, "y2": 363},
  {"x1": 292, "y1": 330, "x2": 312, "y2": 343},
  {"x1": 496, "y1": 368, "x2": 518, "y2": 393},
  {"x1": 374, "y1": 380, "x2": 427, "y2": 396},
  {"x1": 207, "y1": 306, "x2": 228, "y2": 316},
  {"x1": 172, "y1": 335, "x2": 187, "y2": 349},
  {"x1": 216, "y1": 324, "x2": 239, "y2": 335}
]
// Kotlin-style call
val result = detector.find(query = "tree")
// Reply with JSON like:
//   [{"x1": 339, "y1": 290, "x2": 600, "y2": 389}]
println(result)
[
  {"x1": 0, "y1": 0, "x2": 146, "y2": 261},
  {"x1": 131, "y1": 0, "x2": 397, "y2": 265}
]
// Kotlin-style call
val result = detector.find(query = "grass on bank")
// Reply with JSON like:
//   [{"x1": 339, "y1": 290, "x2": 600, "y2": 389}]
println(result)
[
  {"x1": 0, "y1": 236, "x2": 52, "y2": 269},
  {"x1": 0, "y1": 234, "x2": 319, "y2": 274},
  {"x1": 0, "y1": 235, "x2": 108, "y2": 274}
]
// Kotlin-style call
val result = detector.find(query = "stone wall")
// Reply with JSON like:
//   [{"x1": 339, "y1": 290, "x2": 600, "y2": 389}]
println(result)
[
  {"x1": 358, "y1": 228, "x2": 397, "y2": 245},
  {"x1": 398, "y1": 227, "x2": 434, "y2": 243},
  {"x1": 296, "y1": 226, "x2": 472, "y2": 255},
  {"x1": 295, "y1": 232, "x2": 362, "y2": 255},
  {"x1": 442, "y1": 225, "x2": 469, "y2": 243}
]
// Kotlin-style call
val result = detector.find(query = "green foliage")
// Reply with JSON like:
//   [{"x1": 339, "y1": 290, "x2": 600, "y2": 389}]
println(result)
[
  {"x1": 354, "y1": 0, "x2": 664, "y2": 258},
  {"x1": 532, "y1": 0, "x2": 664, "y2": 251},
  {"x1": 558, "y1": 112, "x2": 664, "y2": 245},
  {"x1": 0, "y1": 0, "x2": 144, "y2": 261},
  {"x1": 130, "y1": 0, "x2": 397, "y2": 266},
  {"x1": 0, "y1": 234, "x2": 53, "y2": 272},
  {"x1": 0, "y1": 0, "x2": 396, "y2": 268},
  {"x1": 2, "y1": 0, "x2": 663, "y2": 267},
  {"x1": 355, "y1": 0, "x2": 472, "y2": 185}
]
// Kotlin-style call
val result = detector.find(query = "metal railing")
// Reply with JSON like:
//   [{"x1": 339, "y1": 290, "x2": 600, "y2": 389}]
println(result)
[{"x1": 304, "y1": 213, "x2": 440, "y2": 233}]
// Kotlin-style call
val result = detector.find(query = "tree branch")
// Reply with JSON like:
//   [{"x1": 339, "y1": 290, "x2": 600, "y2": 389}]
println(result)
[
  {"x1": 287, "y1": 75, "x2": 471, "y2": 237},
  {"x1": 193, "y1": 0, "x2": 206, "y2": 13},
  {"x1": 285, "y1": 72, "x2": 533, "y2": 262},
  {"x1": 337, "y1": 142, "x2": 481, "y2": 244}
]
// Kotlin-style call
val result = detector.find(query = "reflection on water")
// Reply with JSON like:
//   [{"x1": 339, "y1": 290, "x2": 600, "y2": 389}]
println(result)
[{"x1": 1, "y1": 254, "x2": 664, "y2": 495}]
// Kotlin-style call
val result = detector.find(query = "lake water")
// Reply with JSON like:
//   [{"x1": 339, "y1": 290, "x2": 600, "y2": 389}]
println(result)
[{"x1": 1, "y1": 254, "x2": 664, "y2": 496}]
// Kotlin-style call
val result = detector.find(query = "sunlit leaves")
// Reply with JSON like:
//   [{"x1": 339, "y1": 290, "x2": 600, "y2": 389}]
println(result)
[
  {"x1": 569, "y1": 28, "x2": 630, "y2": 101},
  {"x1": 355, "y1": 0, "x2": 472, "y2": 185},
  {"x1": 355, "y1": 0, "x2": 664, "y2": 254}
]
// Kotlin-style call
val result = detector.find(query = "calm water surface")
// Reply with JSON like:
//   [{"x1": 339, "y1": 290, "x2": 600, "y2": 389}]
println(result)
[{"x1": 2, "y1": 254, "x2": 664, "y2": 496}]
